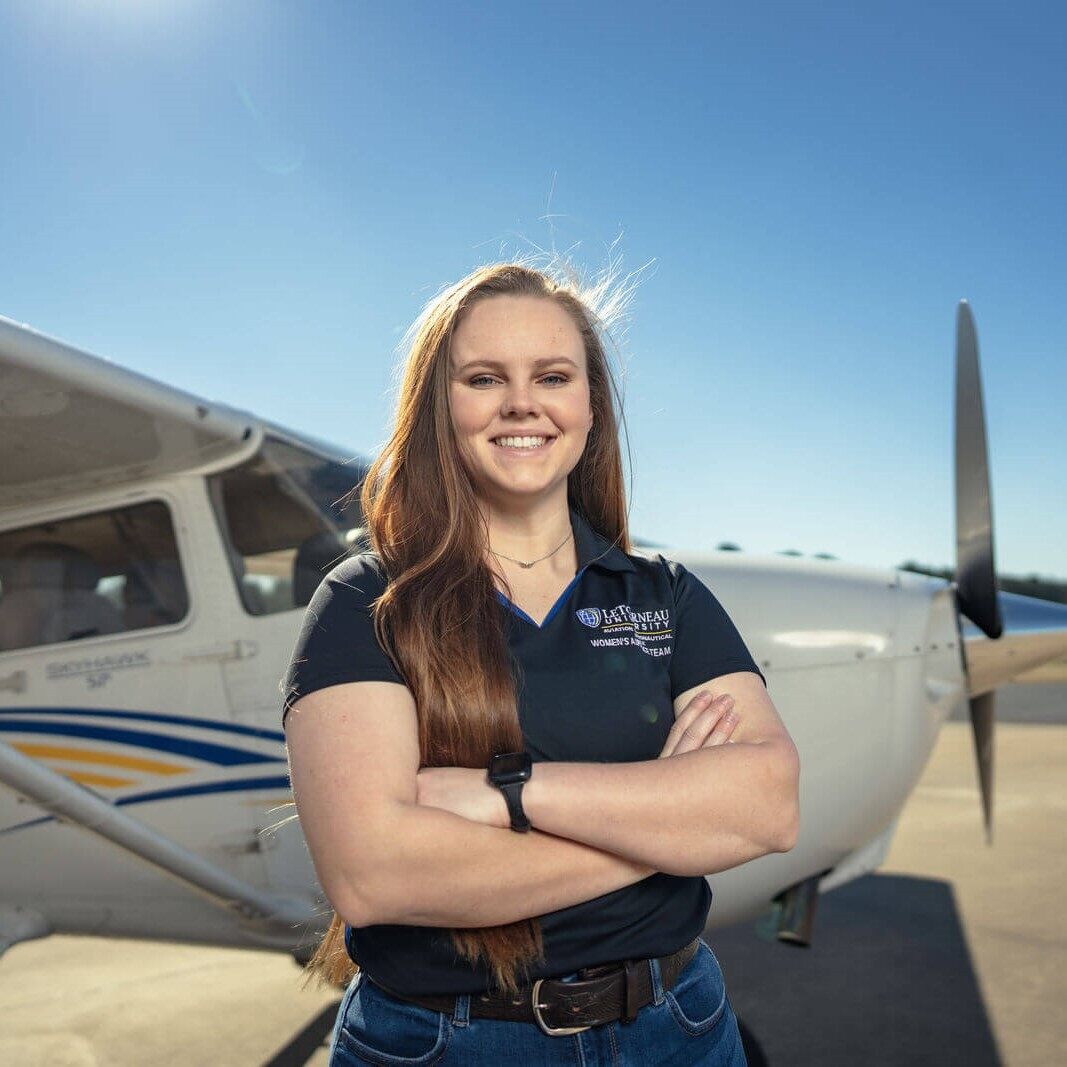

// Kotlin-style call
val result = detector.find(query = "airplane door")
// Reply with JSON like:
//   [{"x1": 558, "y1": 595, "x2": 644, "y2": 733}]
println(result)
[
  {"x1": 204, "y1": 436, "x2": 367, "y2": 902},
  {"x1": 0, "y1": 489, "x2": 271, "y2": 922}
]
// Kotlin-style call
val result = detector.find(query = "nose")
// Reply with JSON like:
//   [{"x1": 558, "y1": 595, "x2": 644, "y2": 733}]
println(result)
[{"x1": 500, "y1": 379, "x2": 541, "y2": 418}]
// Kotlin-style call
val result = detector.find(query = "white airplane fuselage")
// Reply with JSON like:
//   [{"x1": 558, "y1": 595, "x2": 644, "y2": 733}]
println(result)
[{"x1": 0, "y1": 456, "x2": 969, "y2": 953}]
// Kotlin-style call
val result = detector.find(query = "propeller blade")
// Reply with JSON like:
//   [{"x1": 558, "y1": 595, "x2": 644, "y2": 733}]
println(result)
[
  {"x1": 954, "y1": 300, "x2": 1003, "y2": 639},
  {"x1": 953, "y1": 300, "x2": 1002, "y2": 845},
  {"x1": 968, "y1": 690, "x2": 995, "y2": 844}
]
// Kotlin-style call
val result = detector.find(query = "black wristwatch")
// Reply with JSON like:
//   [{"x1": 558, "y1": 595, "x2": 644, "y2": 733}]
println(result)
[{"x1": 487, "y1": 751, "x2": 532, "y2": 832}]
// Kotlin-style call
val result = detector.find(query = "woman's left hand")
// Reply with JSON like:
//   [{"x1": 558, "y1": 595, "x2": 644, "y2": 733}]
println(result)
[{"x1": 415, "y1": 766, "x2": 510, "y2": 829}]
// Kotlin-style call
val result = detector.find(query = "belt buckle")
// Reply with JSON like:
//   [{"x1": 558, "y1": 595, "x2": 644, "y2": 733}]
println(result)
[{"x1": 530, "y1": 978, "x2": 593, "y2": 1036}]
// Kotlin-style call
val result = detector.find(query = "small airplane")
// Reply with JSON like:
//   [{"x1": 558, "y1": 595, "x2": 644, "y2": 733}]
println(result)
[{"x1": 1, "y1": 302, "x2": 1064, "y2": 974}]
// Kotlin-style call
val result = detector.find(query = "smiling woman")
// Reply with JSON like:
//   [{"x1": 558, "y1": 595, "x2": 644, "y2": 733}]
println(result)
[
  {"x1": 279, "y1": 257, "x2": 784, "y2": 1065},
  {"x1": 448, "y1": 296, "x2": 592, "y2": 509}
]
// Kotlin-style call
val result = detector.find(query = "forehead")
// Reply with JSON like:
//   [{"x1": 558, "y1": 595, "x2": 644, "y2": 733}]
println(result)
[{"x1": 451, "y1": 295, "x2": 584, "y2": 365}]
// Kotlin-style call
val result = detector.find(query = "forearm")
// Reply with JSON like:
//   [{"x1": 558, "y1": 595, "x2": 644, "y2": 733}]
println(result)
[
  {"x1": 349, "y1": 802, "x2": 656, "y2": 928},
  {"x1": 523, "y1": 740, "x2": 800, "y2": 877}
]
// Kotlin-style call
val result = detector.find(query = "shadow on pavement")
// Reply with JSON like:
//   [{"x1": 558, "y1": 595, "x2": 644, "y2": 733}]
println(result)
[
  {"x1": 265, "y1": 1001, "x2": 338, "y2": 1066},
  {"x1": 713, "y1": 872, "x2": 1002, "y2": 1066}
]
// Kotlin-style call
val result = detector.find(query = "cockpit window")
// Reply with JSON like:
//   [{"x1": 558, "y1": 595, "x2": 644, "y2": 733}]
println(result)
[
  {"x1": 0, "y1": 500, "x2": 189, "y2": 654},
  {"x1": 206, "y1": 436, "x2": 370, "y2": 616}
]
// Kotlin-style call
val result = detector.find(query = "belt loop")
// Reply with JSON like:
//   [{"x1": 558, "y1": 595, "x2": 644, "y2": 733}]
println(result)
[
  {"x1": 621, "y1": 959, "x2": 642, "y2": 1024},
  {"x1": 452, "y1": 992, "x2": 470, "y2": 1028},
  {"x1": 648, "y1": 953, "x2": 666, "y2": 1005}
]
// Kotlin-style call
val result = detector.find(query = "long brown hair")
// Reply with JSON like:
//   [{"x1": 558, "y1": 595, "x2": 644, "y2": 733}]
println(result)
[{"x1": 293, "y1": 258, "x2": 635, "y2": 993}]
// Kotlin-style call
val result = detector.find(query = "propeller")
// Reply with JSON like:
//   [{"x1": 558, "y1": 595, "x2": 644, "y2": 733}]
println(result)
[{"x1": 952, "y1": 300, "x2": 1004, "y2": 844}]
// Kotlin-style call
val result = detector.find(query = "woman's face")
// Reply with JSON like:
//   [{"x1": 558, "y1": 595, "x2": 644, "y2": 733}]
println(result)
[{"x1": 448, "y1": 294, "x2": 594, "y2": 509}]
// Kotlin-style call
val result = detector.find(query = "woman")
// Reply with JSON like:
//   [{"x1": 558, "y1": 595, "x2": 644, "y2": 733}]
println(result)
[{"x1": 281, "y1": 261, "x2": 800, "y2": 1065}]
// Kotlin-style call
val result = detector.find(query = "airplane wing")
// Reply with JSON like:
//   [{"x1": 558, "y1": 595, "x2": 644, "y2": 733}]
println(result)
[
  {"x1": 960, "y1": 592, "x2": 1067, "y2": 695},
  {"x1": 0, "y1": 315, "x2": 262, "y2": 512}
]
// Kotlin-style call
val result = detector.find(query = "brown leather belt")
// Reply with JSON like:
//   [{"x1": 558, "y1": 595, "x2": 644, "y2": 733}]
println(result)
[{"x1": 368, "y1": 937, "x2": 701, "y2": 1037}]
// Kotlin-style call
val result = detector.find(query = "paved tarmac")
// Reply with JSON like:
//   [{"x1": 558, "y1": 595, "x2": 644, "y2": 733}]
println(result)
[
  {"x1": 1, "y1": 680, "x2": 1063, "y2": 1065},
  {"x1": 719, "y1": 683, "x2": 1067, "y2": 1067}
]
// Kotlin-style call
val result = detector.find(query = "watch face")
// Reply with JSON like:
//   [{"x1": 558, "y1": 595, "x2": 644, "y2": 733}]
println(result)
[{"x1": 490, "y1": 751, "x2": 531, "y2": 784}]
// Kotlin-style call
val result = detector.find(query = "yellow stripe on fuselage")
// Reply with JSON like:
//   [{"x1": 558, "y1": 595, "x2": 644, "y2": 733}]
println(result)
[
  {"x1": 62, "y1": 769, "x2": 140, "y2": 787},
  {"x1": 9, "y1": 742, "x2": 189, "y2": 775}
]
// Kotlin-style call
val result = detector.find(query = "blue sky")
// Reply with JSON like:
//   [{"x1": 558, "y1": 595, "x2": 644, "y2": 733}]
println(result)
[{"x1": 1, "y1": 1, "x2": 1063, "y2": 578}]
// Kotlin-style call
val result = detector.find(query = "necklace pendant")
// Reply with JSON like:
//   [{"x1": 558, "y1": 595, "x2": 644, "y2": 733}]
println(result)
[{"x1": 519, "y1": 561, "x2": 534, "y2": 569}]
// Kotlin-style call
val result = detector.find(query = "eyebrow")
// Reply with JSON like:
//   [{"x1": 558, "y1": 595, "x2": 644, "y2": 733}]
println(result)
[{"x1": 454, "y1": 356, "x2": 581, "y2": 372}]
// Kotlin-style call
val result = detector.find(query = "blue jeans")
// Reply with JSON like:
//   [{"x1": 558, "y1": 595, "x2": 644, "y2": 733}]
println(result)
[{"x1": 326, "y1": 938, "x2": 747, "y2": 1065}]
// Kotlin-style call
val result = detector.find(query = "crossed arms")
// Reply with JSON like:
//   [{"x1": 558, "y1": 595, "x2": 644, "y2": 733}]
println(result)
[{"x1": 284, "y1": 670, "x2": 799, "y2": 928}]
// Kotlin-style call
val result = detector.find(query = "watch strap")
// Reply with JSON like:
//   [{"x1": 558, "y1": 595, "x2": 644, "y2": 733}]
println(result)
[{"x1": 499, "y1": 780, "x2": 531, "y2": 832}]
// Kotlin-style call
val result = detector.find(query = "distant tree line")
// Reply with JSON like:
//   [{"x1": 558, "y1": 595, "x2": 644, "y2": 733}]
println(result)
[{"x1": 898, "y1": 561, "x2": 1067, "y2": 605}]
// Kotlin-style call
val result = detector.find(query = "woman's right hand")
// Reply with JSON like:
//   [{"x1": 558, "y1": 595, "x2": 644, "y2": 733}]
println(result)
[{"x1": 658, "y1": 691, "x2": 739, "y2": 758}]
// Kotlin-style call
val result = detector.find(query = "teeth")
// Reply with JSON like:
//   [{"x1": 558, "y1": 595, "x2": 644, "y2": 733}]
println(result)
[{"x1": 494, "y1": 436, "x2": 548, "y2": 449}]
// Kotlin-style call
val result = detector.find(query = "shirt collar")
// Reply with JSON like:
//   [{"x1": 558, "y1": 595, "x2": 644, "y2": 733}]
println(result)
[{"x1": 569, "y1": 505, "x2": 637, "y2": 574}]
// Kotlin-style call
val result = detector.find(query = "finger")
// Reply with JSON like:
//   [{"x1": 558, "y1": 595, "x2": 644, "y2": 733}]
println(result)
[
  {"x1": 658, "y1": 691, "x2": 717, "y2": 758},
  {"x1": 662, "y1": 694, "x2": 734, "y2": 757},
  {"x1": 700, "y1": 707, "x2": 740, "y2": 748},
  {"x1": 673, "y1": 705, "x2": 736, "y2": 755},
  {"x1": 660, "y1": 693, "x2": 735, "y2": 757}
]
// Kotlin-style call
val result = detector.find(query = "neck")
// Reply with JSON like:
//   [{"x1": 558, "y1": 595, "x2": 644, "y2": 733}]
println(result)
[{"x1": 478, "y1": 494, "x2": 574, "y2": 567}]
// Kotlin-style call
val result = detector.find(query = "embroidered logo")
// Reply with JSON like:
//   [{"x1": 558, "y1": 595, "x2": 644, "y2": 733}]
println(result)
[{"x1": 574, "y1": 604, "x2": 673, "y2": 658}]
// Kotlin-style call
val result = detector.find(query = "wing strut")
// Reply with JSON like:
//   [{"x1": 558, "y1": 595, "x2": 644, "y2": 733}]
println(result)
[{"x1": 0, "y1": 737, "x2": 312, "y2": 930}]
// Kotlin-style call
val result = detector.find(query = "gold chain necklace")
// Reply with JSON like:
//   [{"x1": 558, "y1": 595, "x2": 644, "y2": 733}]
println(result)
[{"x1": 490, "y1": 532, "x2": 572, "y2": 569}]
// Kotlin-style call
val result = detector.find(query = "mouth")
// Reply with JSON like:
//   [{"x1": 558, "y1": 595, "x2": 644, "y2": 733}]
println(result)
[{"x1": 490, "y1": 434, "x2": 556, "y2": 455}]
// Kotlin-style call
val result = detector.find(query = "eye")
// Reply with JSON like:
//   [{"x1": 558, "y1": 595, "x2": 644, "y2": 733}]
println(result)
[{"x1": 466, "y1": 373, "x2": 569, "y2": 387}]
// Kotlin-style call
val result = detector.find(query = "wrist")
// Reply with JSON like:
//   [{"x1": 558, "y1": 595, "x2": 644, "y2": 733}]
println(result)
[
  {"x1": 487, "y1": 750, "x2": 532, "y2": 832},
  {"x1": 519, "y1": 762, "x2": 545, "y2": 825},
  {"x1": 488, "y1": 776, "x2": 511, "y2": 829}
]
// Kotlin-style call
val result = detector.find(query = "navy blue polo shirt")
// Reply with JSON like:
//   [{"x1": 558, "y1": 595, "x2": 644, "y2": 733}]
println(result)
[{"x1": 281, "y1": 504, "x2": 765, "y2": 996}]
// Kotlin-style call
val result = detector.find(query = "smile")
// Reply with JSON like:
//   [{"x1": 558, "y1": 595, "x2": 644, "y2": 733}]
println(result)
[{"x1": 491, "y1": 435, "x2": 555, "y2": 454}]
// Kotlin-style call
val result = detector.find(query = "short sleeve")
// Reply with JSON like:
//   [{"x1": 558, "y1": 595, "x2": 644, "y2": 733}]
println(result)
[
  {"x1": 279, "y1": 552, "x2": 407, "y2": 728},
  {"x1": 665, "y1": 560, "x2": 766, "y2": 699}
]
